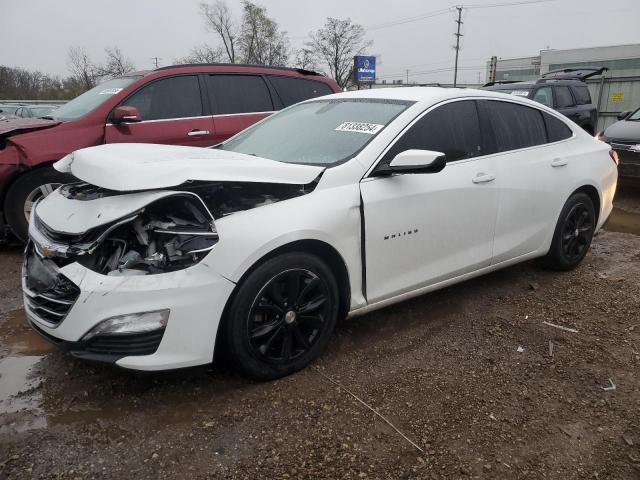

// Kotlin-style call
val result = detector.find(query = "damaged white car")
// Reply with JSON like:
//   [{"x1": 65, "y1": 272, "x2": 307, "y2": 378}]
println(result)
[{"x1": 23, "y1": 88, "x2": 617, "y2": 379}]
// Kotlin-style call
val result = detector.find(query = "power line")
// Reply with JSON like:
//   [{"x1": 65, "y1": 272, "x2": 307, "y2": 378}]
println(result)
[
  {"x1": 364, "y1": 7, "x2": 453, "y2": 31},
  {"x1": 464, "y1": 0, "x2": 556, "y2": 9}
]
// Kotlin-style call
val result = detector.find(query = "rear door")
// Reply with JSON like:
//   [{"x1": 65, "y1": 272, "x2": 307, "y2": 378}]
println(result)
[
  {"x1": 478, "y1": 100, "x2": 573, "y2": 263},
  {"x1": 104, "y1": 75, "x2": 214, "y2": 147},
  {"x1": 554, "y1": 85, "x2": 581, "y2": 124},
  {"x1": 204, "y1": 74, "x2": 275, "y2": 145},
  {"x1": 360, "y1": 100, "x2": 500, "y2": 302}
]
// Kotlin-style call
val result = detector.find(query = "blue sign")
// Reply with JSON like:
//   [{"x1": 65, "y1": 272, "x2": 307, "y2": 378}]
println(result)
[{"x1": 354, "y1": 56, "x2": 376, "y2": 83}]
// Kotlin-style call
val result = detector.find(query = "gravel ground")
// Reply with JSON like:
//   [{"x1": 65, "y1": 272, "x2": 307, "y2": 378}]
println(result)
[{"x1": 1, "y1": 188, "x2": 639, "y2": 479}]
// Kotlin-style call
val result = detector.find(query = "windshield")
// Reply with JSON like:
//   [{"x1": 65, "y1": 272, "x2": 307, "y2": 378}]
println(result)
[
  {"x1": 221, "y1": 98, "x2": 413, "y2": 166},
  {"x1": 628, "y1": 108, "x2": 640, "y2": 121},
  {"x1": 51, "y1": 76, "x2": 140, "y2": 121}
]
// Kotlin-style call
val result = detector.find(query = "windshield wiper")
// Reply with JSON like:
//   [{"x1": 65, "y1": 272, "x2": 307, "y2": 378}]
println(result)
[{"x1": 38, "y1": 116, "x2": 55, "y2": 120}]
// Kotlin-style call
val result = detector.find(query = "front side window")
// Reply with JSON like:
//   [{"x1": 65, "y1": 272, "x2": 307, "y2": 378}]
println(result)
[
  {"x1": 383, "y1": 100, "x2": 483, "y2": 163},
  {"x1": 52, "y1": 76, "x2": 140, "y2": 121},
  {"x1": 268, "y1": 76, "x2": 334, "y2": 107},
  {"x1": 484, "y1": 100, "x2": 547, "y2": 152},
  {"x1": 221, "y1": 98, "x2": 412, "y2": 166},
  {"x1": 628, "y1": 108, "x2": 640, "y2": 121},
  {"x1": 532, "y1": 87, "x2": 553, "y2": 108},
  {"x1": 206, "y1": 75, "x2": 273, "y2": 115},
  {"x1": 554, "y1": 86, "x2": 575, "y2": 108},
  {"x1": 122, "y1": 75, "x2": 202, "y2": 121}
]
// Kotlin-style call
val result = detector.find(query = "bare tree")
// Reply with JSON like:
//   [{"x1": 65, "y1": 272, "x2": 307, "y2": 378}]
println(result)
[
  {"x1": 200, "y1": 1, "x2": 237, "y2": 63},
  {"x1": 307, "y1": 18, "x2": 371, "y2": 88},
  {"x1": 175, "y1": 44, "x2": 226, "y2": 64},
  {"x1": 238, "y1": 1, "x2": 289, "y2": 66},
  {"x1": 97, "y1": 46, "x2": 135, "y2": 78},
  {"x1": 67, "y1": 46, "x2": 97, "y2": 90},
  {"x1": 293, "y1": 48, "x2": 317, "y2": 71}
]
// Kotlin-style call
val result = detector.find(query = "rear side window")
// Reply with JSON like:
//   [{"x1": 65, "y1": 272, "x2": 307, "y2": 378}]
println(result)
[
  {"x1": 269, "y1": 76, "x2": 334, "y2": 107},
  {"x1": 384, "y1": 100, "x2": 483, "y2": 163},
  {"x1": 123, "y1": 75, "x2": 202, "y2": 121},
  {"x1": 206, "y1": 75, "x2": 273, "y2": 115},
  {"x1": 543, "y1": 112, "x2": 573, "y2": 142},
  {"x1": 572, "y1": 85, "x2": 591, "y2": 105},
  {"x1": 554, "y1": 86, "x2": 575, "y2": 108},
  {"x1": 484, "y1": 100, "x2": 547, "y2": 152}
]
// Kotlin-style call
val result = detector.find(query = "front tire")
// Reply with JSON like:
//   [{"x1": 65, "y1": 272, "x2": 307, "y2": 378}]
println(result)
[
  {"x1": 223, "y1": 252, "x2": 339, "y2": 380},
  {"x1": 543, "y1": 192, "x2": 596, "y2": 270},
  {"x1": 4, "y1": 168, "x2": 72, "y2": 242}
]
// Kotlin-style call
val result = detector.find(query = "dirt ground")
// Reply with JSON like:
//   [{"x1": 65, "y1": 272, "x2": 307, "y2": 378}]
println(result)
[{"x1": 1, "y1": 188, "x2": 639, "y2": 480}]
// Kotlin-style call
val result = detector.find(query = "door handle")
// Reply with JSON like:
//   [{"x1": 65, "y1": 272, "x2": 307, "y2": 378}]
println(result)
[
  {"x1": 187, "y1": 130, "x2": 210, "y2": 137},
  {"x1": 472, "y1": 173, "x2": 496, "y2": 184},
  {"x1": 551, "y1": 158, "x2": 568, "y2": 167}
]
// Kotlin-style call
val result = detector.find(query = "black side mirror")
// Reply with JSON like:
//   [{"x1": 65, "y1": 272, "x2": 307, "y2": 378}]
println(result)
[
  {"x1": 375, "y1": 150, "x2": 447, "y2": 176},
  {"x1": 617, "y1": 110, "x2": 631, "y2": 121}
]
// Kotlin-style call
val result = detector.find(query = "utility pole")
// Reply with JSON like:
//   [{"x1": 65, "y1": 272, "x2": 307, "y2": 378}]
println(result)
[
  {"x1": 151, "y1": 56, "x2": 161, "y2": 68},
  {"x1": 453, "y1": 6, "x2": 463, "y2": 87},
  {"x1": 488, "y1": 55, "x2": 498, "y2": 84},
  {"x1": 406, "y1": 69, "x2": 409, "y2": 85}
]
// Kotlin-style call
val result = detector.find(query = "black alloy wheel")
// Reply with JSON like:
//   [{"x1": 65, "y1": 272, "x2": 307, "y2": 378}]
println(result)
[
  {"x1": 560, "y1": 203, "x2": 594, "y2": 262},
  {"x1": 247, "y1": 269, "x2": 331, "y2": 364},
  {"x1": 223, "y1": 252, "x2": 339, "y2": 380},
  {"x1": 544, "y1": 192, "x2": 596, "y2": 270}
]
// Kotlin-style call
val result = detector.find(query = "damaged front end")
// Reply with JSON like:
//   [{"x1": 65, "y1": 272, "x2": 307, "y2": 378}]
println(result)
[{"x1": 29, "y1": 179, "x2": 316, "y2": 277}]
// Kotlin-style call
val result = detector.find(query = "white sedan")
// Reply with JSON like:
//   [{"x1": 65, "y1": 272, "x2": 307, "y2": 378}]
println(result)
[{"x1": 24, "y1": 87, "x2": 617, "y2": 379}]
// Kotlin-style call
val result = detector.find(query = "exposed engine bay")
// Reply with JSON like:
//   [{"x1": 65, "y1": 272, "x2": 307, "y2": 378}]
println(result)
[{"x1": 33, "y1": 179, "x2": 316, "y2": 276}]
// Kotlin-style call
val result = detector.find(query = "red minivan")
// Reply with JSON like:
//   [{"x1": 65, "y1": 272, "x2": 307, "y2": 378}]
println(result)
[{"x1": 0, "y1": 64, "x2": 341, "y2": 241}]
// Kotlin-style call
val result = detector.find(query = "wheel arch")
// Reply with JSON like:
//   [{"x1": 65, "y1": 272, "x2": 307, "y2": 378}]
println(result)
[
  {"x1": 571, "y1": 184, "x2": 601, "y2": 225},
  {"x1": 214, "y1": 239, "x2": 351, "y2": 360}
]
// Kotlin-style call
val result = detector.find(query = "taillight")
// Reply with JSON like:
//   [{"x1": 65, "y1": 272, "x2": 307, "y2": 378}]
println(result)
[{"x1": 609, "y1": 149, "x2": 619, "y2": 165}]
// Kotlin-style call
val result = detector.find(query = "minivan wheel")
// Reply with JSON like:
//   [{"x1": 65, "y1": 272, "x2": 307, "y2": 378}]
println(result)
[
  {"x1": 4, "y1": 168, "x2": 72, "y2": 242},
  {"x1": 543, "y1": 192, "x2": 596, "y2": 271},
  {"x1": 223, "y1": 252, "x2": 339, "y2": 380}
]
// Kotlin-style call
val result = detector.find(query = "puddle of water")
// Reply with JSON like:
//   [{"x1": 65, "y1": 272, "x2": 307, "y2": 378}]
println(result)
[
  {"x1": 605, "y1": 207, "x2": 640, "y2": 236},
  {"x1": 0, "y1": 309, "x2": 54, "y2": 357}
]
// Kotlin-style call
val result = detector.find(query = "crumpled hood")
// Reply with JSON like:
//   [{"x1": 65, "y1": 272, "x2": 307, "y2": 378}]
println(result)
[
  {"x1": 0, "y1": 117, "x2": 61, "y2": 136},
  {"x1": 55, "y1": 143, "x2": 325, "y2": 191},
  {"x1": 604, "y1": 120, "x2": 640, "y2": 143}
]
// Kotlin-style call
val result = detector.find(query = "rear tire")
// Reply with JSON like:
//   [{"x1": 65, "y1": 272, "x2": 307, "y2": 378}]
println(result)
[
  {"x1": 4, "y1": 168, "x2": 72, "y2": 242},
  {"x1": 543, "y1": 192, "x2": 596, "y2": 271},
  {"x1": 223, "y1": 252, "x2": 339, "y2": 380}
]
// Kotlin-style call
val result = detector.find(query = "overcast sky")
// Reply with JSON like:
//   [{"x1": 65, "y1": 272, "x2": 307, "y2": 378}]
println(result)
[{"x1": 1, "y1": 0, "x2": 638, "y2": 84}]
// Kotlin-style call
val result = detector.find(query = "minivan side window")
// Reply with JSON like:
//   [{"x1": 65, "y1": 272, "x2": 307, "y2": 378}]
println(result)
[
  {"x1": 554, "y1": 86, "x2": 575, "y2": 108},
  {"x1": 572, "y1": 85, "x2": 591, "y2": 105},
  {"x1": 484, "y1": 100, "x2": 547, "y2": 152},
  {"x1": 543, "y1": 112, "x2": 573, "y2": 142},
  {"x1": 206, "y1": 75, "x2": 273, "y2": 115},
  {"x1": 123, "y1": 75, "x2": 202, "y2": 121},
  {"x1": 383, "y1": 100, "x2": 483, "y2": 163},
  {"x1": 268, "y1": 76, "x2": 334, "y2": 107}
]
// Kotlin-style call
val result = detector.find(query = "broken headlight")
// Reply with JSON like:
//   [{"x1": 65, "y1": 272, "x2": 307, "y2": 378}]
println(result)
[{"x1": 75, "y1": 193, "x2": 219, "y2": 276}]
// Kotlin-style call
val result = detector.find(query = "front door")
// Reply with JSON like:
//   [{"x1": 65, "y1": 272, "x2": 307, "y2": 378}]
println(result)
[
  {"x1": 105, "y1": 75, "x2": 215, "y2": 147},
  {"x1": 360, "y1": 100, "x2": 499, "y2": 303}
]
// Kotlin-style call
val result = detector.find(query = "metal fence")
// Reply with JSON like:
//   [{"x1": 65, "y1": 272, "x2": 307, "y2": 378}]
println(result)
[{"x1": 587, "y1": 75, "x2": 640, "y2": 132}]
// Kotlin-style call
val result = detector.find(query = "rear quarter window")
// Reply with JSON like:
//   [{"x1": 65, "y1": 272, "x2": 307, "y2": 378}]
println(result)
[
  {"x1": 543, "y1": 112, "x2": 573, "y2": 142},
  {"x1": 268, "y1": 76, "x2": 334, "y2": 107}
]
